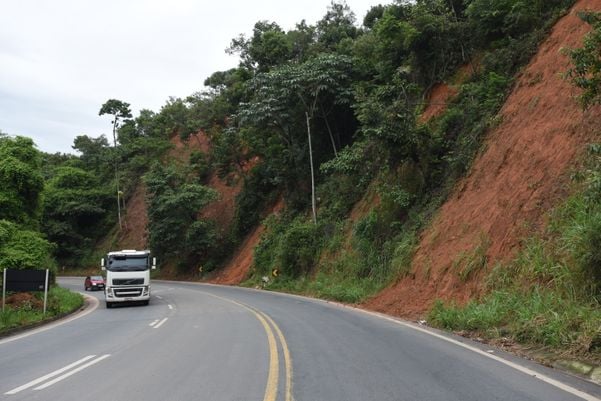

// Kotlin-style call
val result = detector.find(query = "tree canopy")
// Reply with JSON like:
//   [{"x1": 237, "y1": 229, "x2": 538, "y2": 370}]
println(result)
[{"x1": 0, "y1": 135, "x2": 44, "y2": 227}]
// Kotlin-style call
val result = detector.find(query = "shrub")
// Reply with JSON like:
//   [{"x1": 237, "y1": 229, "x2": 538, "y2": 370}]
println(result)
[
  {"x1": 566, "y1": 12, "x2": 601, "y2": 109},
  {"x1": 0, "y1": 220, "x2": 56, "y2": 273},
  {"x1": 277, "y1": 219, "x2": 322, "y2": 278}
]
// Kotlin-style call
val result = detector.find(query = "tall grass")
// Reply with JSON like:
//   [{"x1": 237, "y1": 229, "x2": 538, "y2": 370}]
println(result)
[
  {"x1": 430, "y1": 289, "x2": 601, "y2": 351},
  {"x1": 430, "y1": 158, "x2": 601, "y2": 357},
  {"x1": 246, "y1": 203, "x2": 419, "y2": 303}
]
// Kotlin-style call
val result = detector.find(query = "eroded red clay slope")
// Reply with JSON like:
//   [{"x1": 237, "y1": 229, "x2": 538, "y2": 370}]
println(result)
[
  {"x1": 115, "y1": 132, "x2": 241, "y2": 254},
  {"x1": 363, "y1": 0, "x2": 601, "y2": 318}
]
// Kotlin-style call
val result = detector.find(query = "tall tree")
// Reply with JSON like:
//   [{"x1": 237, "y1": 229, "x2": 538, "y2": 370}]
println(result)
[
  {"x1": 99, "y1": 99, "x2": 132, "y2": 229},
  {"x1": 240, "y1": 54, "x2": 354, "y2": 222},
  {"x1": 99, "y1": 99, "x2": 133, "y2": 147}
]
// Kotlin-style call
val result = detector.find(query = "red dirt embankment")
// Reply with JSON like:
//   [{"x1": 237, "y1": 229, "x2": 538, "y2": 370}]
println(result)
[
  {"x1": 419, "y1": 83, "x2": 458, "y2": 123},
  {"x1": 420, "y1": 63, "x2": 476, "y2": 123},
  {"x1": 363, "y1": 0, "x2": 601, "y2": 318},
  {"x1": 209, "y1": 197, "x2": 284, "y2": 285},
  {"x1": 115, "y1": 131, "x2": 241, "y2": 251},
  {"x1": 116, "y1": 183, "x2": 148, "y2": 250},
  {"x1": 209, "y1": 224, "x2": 266, "y2": 284},
  {"x1": 173, "y1": 131, "x2": 243, "y2": 237},
  {"x1": 113, "y1": 133, "x2": 206, "y2": 251}
]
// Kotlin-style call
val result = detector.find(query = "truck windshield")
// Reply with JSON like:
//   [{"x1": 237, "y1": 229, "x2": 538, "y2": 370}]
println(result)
[{"x1": 107, "y1": 255, "x2": 148, "y2": 271}]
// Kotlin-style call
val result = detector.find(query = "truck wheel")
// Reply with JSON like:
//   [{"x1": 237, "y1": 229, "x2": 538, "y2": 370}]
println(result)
[
  {"x1": 106, "y1": 302, "x2": 113, "y2": 309},
  {"x1": 142, "y1": 300, "x2": 149, "y2": 306}
]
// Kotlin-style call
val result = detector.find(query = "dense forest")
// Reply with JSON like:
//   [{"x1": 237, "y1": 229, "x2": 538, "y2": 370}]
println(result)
[{"x1": 2, "y1": 0, "x2": 601, "y2": 356}]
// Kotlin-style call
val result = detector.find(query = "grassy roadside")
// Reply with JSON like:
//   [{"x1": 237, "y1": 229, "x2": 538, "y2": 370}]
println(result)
[
  {"x1": 428, "y1": 152, "x2": 601, "y2": 362},
  {"x1": 0, "y1": 287, "x2": 84, "y2": 336}
]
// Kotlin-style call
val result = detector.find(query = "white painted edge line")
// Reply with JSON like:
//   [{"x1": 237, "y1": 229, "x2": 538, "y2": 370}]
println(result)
[
  {"x1": 354, "y1": 308, "x2": 601, "y2": 401},
  {"x1": 0, "y1": 293, "x2": 99, "y2": 346},
  {"x1": 168, "y1": 304, "x2": 173, "y2": 310},
  {"x1": 156, "y1": 295, "x2": 163, "y2": 299},
  {"x1": 34, "y1": 354, "x2": 110, "y2": 390},
  {"x1": 154, "y1": 280, "x2": 601, "y2": 401},
  {"x1": 5, "y1": 355, "x2": 96, "y2": 395},
  {"x1": 149, "y1": 319, "x2": 159, "y2": 327},
  {"x1": 154, "y1": 317, "x2": 168, "y2": 329}
]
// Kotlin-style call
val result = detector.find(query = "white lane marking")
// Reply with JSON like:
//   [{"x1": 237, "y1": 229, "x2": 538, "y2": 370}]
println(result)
[
  {"x1": 156, "y1": 295, "x2": 163, "y2": 299},
  {"x1": 154, "y1": 317, "x2": 168, "y2": 329},
  {"x1": 0, "y1": 294, "x2": 99, "y2": 346},
  {"x1": 34, "y1": 354, "x2": 110, "y2": 390},
  {"x1": 149, "y1": 319, "x2": 159, "y2": 327},
  {"x1": 168, "y1": 304, "x2": 173, "y2": 310},
  {"x1": 5, "y1": 355, "x2": 96, "y2": 395}
]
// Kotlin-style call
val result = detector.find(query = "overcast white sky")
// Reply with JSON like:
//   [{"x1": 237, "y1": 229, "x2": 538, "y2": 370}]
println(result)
[{"x1": 0, "y1": 0, "x2": 381, "y2": 154}]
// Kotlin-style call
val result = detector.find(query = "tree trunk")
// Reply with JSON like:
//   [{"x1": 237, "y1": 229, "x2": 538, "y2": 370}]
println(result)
[
  {"x1": 112, "y1": 118, "x2": 122, "y2": 230},
  {"x1": 306, "y1": 112, "x2": 317, "y2": 224},
  {"x1": 322, "y1": 112, "x2": 338, "y2": 157}
]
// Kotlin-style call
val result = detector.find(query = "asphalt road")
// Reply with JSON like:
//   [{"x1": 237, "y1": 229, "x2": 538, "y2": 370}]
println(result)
[{"x1": 0, "y1": 278, "x2": 600, "y2": 401}]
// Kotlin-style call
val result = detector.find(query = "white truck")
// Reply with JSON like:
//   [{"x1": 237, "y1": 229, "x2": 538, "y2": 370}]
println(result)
[{"x1": 101, "y1": 249, "x2": 156, "y2": 308}]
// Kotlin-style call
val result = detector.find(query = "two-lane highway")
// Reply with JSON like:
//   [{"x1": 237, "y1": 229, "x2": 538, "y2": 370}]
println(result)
[{"x1": 1, "y1": 278, "x2": 600, "y2": 401}]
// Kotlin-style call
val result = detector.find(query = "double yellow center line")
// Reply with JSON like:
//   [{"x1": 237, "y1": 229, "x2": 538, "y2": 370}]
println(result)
[{"x1": 201, "y1": 292, "x2": 294, "y2": 401}]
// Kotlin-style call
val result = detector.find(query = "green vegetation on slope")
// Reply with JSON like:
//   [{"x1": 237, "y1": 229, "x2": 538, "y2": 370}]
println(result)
[
  {"x1": 429, "y1": 151, "x2": 601, "y2": 356},
  {"x1": 0, "y1": 134, "x2": 56, "y2": 273},
  {"x1": 145, "y1": 162, "x2": 220, "y2": 272},
  {"x1": 0, "y1": 134, "x2": 83, "y2": 333},
  {"x1": 567, "y1": 11, "x2": 601, "y2": 110},
  {"x1": 429, "y1": 11, "x2": 601, "y2": 359},
  {"x1": 19, "y1": 0, "x2": 572, "y2": 278},
  {"x1": 243, "y1": 0, "x2": 575, "y2": 301}
]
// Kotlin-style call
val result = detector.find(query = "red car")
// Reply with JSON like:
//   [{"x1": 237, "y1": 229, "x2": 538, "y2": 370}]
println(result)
[{"x1": 84, "y1": 276, "x2": 105, "y2": 291}]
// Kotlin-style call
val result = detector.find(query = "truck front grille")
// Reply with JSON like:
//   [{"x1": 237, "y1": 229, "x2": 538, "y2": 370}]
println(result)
[
  {"x1": 114, "y1": 288, "x2": 143, "y2": 298},
  {"x1": 113, "y1": 278, "x2": 144, "y2": 285}
]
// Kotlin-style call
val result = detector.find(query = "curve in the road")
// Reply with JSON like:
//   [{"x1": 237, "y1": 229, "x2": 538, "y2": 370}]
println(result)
[
  {"x1": 3, "y1": 278, "x2": 601, "y2": 401},
  {"x1": 201, "y1": 291, "x2": 294, "y2": 401},
  {"x1": 0, "y1": 293, "x2": 98, "y2": 346}
]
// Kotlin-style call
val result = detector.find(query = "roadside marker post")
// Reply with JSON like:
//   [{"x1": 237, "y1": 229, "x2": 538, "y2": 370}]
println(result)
[
  {"x1": 43, "y1": 269, "x2": 49, "y2": 315},
  {"x1": 2, "y1": 268, "x2": 5, "y2": 312}
]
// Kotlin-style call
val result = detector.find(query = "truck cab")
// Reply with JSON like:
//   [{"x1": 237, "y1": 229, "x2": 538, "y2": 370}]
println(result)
[{"x1": 101, "y1": 249, "x2": 156, "y2": 308}]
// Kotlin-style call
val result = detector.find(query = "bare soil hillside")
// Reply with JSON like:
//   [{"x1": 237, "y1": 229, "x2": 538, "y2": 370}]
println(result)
[
  {"x1": 363, "y1": 0, "x2": 601, "y2": 318},
  {"x1": 175, "y1": 132, "x2": 243, "y2": 236},
  {"x1": 208, "y1": 224, "x2": 266, "y2": 284},
  {"x1": 114, "y1": 131, "x2": 241, "y2": 251},
  {"x1": 208, "y1": 197, "x2": 284, "y2": 285},
  {"x1": 116, "y1": 183, "x2": 148, "y2": 250}
]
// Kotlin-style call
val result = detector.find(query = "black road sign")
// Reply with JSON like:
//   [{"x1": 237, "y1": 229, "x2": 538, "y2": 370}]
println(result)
[{"x1": 4, "y1": 269, "x2": 47, "y2": 292}]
